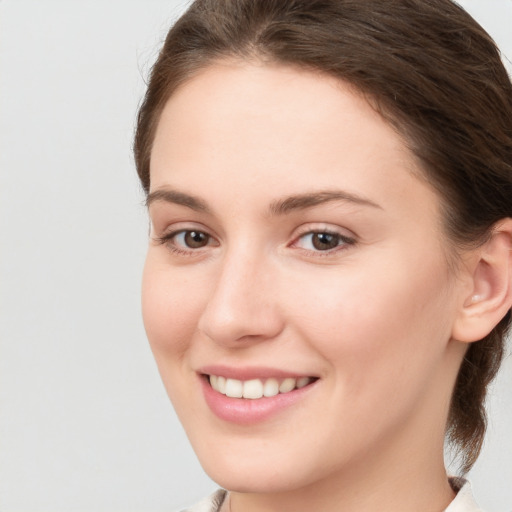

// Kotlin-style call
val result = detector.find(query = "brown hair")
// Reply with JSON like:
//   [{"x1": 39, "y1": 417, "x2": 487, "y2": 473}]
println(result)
[{"x1": 134, "y1": 0, "x2": 512, "y2": 473}]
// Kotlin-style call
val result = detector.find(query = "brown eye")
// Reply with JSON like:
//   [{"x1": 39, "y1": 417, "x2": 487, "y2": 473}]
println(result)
[
  {"x1": 183, "y1": 230, "x2": 210, "y2": 248},
  {"x1": 311, "y1": 232, "x2": 341, "y2": 250},
  {"x1": 294, "y1": 230, "x2": 355, "y2": 253},
  {"x1": 156, "y1": 229, "x2": 217, "y2": 254}
]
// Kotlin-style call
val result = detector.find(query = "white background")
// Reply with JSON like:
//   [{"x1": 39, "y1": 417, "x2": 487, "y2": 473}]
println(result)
[{"x1": 0, "y1": 1, "x2": 511, "y2": 511}]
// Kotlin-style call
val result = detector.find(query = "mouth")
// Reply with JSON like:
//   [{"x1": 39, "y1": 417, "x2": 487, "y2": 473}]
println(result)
[
  {"x1": 205, "y1": 374, "x2": 318, "y2": 400},
  {"x1": 199, "y1": 368, "x2": 319, "y2": 424}
]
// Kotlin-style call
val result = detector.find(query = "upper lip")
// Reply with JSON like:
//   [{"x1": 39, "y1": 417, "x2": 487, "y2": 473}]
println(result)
[{"x1": 198, "y1": 365, "x2": 317, "y2": 381}]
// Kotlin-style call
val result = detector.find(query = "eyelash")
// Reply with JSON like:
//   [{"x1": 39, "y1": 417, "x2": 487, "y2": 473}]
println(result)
[
  {"x1": 290, "y1": 229, "x2": 356, "y2": 256},
  {"x1": 155, "y1": 229, "x2": 216, "y2": 256},
  {"x1": 155, "y1": 228, "x2": 356, "y2": 257}
]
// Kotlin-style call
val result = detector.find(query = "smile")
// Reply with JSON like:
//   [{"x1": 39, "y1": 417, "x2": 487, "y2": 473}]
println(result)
[
  {"x1": 208, "y1": 375, "x2": 316, "y2": 399},
  {"x1": 200, "y1": 370, "x2": 319, "y2": 424}
]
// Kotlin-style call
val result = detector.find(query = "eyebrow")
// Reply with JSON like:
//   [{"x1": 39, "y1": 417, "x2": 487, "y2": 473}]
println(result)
[
  {"x1": 146, "y1": 187, "x2": 382, "y2": 215},
  {"x1": 268, "y1": 190, "x2": 382, "y2": 215},
  {"x1": 146, "y1": 189, "x2": 211, "y2": 213}
]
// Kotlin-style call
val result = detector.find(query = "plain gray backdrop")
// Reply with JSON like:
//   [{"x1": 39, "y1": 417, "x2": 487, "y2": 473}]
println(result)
[{"x1": 1, "y1": 1, "x2": 511, "y2": 511}]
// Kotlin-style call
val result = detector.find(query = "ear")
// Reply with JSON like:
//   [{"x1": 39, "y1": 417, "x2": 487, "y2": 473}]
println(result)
[{"x1": 451, "y1": 219, "x2": 512, "y2": 343}]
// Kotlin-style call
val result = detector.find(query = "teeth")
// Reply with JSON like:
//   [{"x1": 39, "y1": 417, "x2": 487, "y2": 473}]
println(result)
[
  {"x1": 263, "y1": 378, "x2": 279, "y2": 397},
  {"x1": 225, "y1": 378, "x2": 243, "y2": 398},
  {"x1": 279, "y1": 378, "x2": 296, "y2": 393},
  {"x1": 209, "y1": 375, "x2": 314, "y2": 399},
  {"x1": 217, "y1": 376, "x2": 226, "y2": 394},
  {"x1": 242, "y1": 379, "x2": 263, "y2": 399},
  {"x1": 297, "y1": 376, "x2": 310, "y2": 389}
]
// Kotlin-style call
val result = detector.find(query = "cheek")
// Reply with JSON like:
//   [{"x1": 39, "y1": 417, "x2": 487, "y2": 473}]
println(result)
[
  {"x1": 291, "y1": 250, "x2": 455, "y2": 394},
  {"x1": 141, "y1": 256, "x2": 204, "y2": 359},
  {"x1": 279, "y1": 257, "x2": 456, "y2": 458}
]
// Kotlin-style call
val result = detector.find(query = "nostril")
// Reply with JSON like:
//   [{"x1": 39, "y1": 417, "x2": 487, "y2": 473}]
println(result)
[{"x1": 197, "y1": 301, "x2": 284, "y2": 347}]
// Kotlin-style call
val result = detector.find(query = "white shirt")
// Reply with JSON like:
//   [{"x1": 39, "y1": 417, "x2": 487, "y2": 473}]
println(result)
[{"x1": 445, "y1": 478, "x2": 483, "y2": 512}]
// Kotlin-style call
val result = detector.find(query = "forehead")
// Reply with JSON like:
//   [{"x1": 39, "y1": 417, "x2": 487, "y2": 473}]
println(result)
[
  {"x1": 153, "y1": 61, "x2": 399, "y2": 154},
  {"x1": 150, "y1": 61, "x2": 440, "y2": 222}
]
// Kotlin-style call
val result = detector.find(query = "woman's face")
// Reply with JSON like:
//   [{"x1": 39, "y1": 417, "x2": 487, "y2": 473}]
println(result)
[{"x1": 143, "y1": 62, "x2": 468, "y2": 493}]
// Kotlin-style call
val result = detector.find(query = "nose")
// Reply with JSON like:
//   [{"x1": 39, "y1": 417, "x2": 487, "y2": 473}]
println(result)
[{"x1": 197, "y1": 248, "x2": 284, "y2": 347}]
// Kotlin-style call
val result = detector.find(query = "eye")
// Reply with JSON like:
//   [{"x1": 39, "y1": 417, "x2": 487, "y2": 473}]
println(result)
[
  {"x1": 294, "y1": 231, "x2": 354, "y2": 252},
  {"x1": 174, "y1": 230, "x2": 211, "y2": 249},
  {"x1": 156, "y1": 228, "x2": 217, "y2": 253}
]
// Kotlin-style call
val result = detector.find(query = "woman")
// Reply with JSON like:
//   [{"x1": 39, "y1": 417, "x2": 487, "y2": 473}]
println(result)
[{"x1": 134, "y1": 1, "x2": 512, "y2": 510}]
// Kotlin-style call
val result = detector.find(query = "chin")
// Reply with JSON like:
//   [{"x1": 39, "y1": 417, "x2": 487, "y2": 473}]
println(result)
[
  {"x1": 203, "y1": 461, "x2": 308, "y2": 494},
  {"x1": 192, "y1": 437, "x2": 335, "y2": 494}
]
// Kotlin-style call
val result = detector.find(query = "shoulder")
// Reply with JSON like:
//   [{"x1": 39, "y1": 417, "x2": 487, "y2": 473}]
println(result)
[
  {"x1": 177, "y1": 489, "x2": 227, "y2": 512},
  {"x1": 445, "y1": 478, "x2": 484, "y2": 512}
]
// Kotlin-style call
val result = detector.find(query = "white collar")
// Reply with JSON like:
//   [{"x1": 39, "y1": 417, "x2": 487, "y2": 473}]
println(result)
[{"x1": 445, "y1": 478, "x2": 483, "y2": 512}]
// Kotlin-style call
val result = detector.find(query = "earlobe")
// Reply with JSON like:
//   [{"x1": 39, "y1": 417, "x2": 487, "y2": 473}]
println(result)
[{"x1": 452, "y1": 219, "x2": 512, "y2": 343}]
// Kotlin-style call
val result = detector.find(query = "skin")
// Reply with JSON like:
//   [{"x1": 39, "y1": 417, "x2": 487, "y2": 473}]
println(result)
[{"x1": 142, "y1": 61, "x2": 476, "y2": 512}]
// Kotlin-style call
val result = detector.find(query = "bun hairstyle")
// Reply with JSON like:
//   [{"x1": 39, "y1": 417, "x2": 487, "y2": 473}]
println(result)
[{"x1": 134, "y1": 0, "x2": 512, "y2": 473}]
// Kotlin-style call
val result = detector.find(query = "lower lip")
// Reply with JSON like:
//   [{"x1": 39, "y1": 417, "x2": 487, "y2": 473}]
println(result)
[{"x1": 200, "y1": 376, "x2": 317, "y2": 425}]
